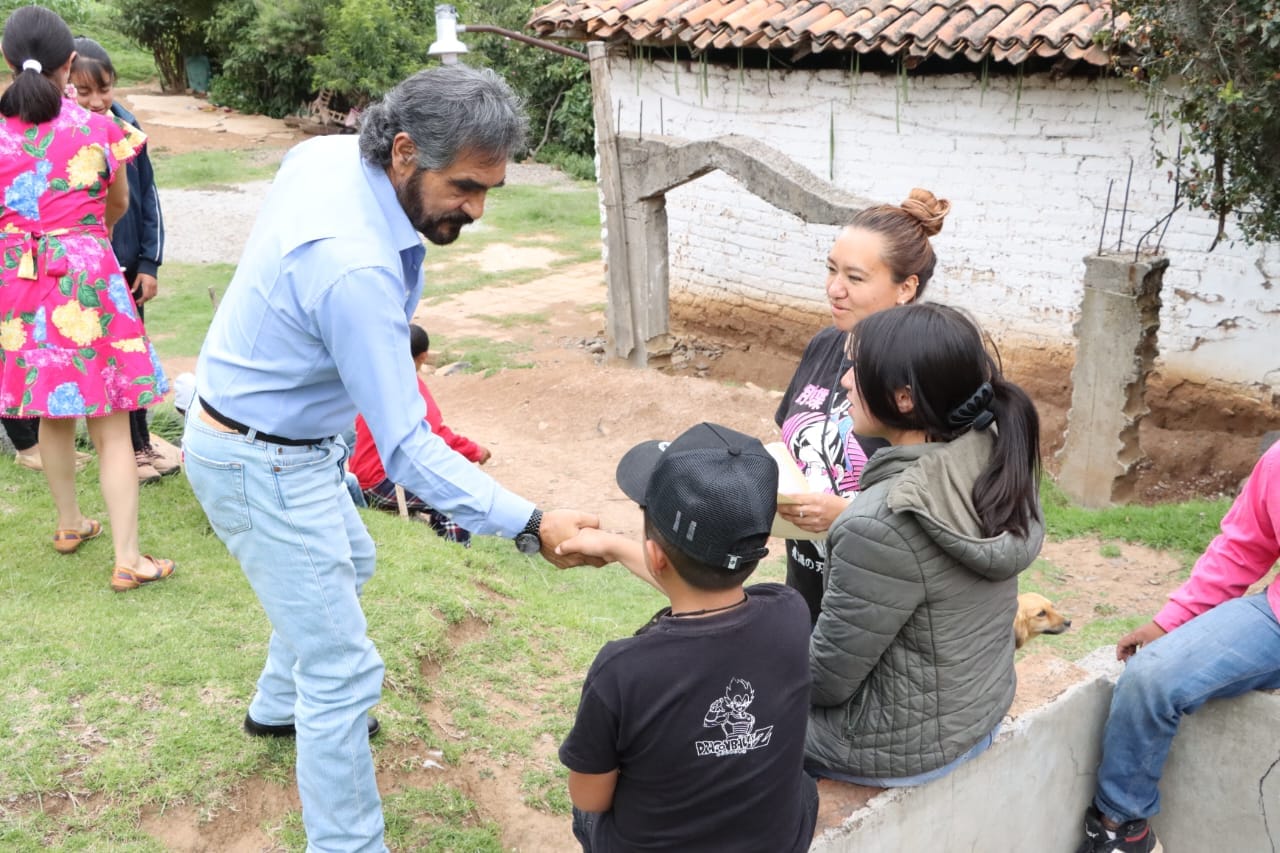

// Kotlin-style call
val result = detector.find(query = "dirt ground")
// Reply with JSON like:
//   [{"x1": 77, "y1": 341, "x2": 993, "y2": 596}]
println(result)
[{"x1": 119, "y1": 88, "x2": 1247, "y2": 851}]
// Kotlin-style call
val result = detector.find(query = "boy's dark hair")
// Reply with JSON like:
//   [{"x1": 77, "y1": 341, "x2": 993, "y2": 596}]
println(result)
[
  {"x1": 1, "y1": 5, "x2": 74, "y2": 124},
  {"x1": 643, "y1": 512, "x2": 761, "y2": 591},
  {"x1": 409, "y1": 324, "x2": 430, "y2": 359},
  {"x1": 70, "y1": 36, "x2": 115, "y2": 89}
]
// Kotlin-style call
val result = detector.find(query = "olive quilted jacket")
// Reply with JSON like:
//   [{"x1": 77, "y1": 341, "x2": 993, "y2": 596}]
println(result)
[{"x1": 805, "y1": 429, "x2": 1044, "y2": 779}]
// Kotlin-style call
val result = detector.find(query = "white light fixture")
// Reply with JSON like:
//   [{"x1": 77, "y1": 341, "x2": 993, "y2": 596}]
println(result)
[{"x1": 428, "y1": 4, "x2": 469, "y2": 65}]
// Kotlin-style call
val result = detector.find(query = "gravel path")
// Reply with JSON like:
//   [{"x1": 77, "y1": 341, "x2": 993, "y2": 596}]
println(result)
[
  {"x1": 160, "y1": 182, "x2": 272, "y2": 265},
  {"x1": 160, "y1": 163, "x2": 581, "y2": 266}
]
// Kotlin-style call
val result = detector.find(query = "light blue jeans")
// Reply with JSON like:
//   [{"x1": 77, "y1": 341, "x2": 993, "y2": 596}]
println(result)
[
  {"x1": 1094, "y1": 590, "x2": 1280, "y2": 824},
  {"x1": 183, "y1": 401, "x2": 386, "y2": 853}
]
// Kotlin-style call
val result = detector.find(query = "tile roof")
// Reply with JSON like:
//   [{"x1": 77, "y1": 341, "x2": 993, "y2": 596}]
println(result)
[{"x1": 528, "y1": 0, "x2": 1125, "y2": 66}]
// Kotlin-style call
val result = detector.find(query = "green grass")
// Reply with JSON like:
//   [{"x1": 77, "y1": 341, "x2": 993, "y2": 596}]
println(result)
[
  {"x1": 421, "y1": 184, "x2": 602, "y2": 303},
  {"x1": 150, "y1": 150, "x2": 284, "y2": 189},
  {"x1": 1040, "y1": 477, "x2": 1229, "y2": 564},
  {"x1": 478, "y1": 185, "x2": 601, "y2": 240},
  {"x1": 144, "y1": 262, "x2": 233, "y2": 358},
  {"x1": 471, "y1": 311, "x2": 552, "y2": 329},
  {"x1": 0, "y1": 463, "x2": 667, "y2": 849},
  {"x1": 432, "y1": 336, "x2": 535, "y2": 377}
]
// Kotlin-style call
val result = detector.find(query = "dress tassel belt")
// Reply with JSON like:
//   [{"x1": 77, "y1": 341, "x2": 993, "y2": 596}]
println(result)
[{"x1": 1, "y1": 226, "x2": 101, "y2": 281}]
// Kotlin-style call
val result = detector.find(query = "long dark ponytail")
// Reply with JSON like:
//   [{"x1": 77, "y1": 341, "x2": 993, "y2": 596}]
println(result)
[
  {"x1": 1, "y1": 6, "x2": 74, "y2": 125},
  {"x1": 849, "y1": 303, "x2": 1042, "y2": 537}
]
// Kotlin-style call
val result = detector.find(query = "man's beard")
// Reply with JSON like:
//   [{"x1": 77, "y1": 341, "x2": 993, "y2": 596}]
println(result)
[{"x1": 397, "y1": 168, "x2": 473, "y2": 245}]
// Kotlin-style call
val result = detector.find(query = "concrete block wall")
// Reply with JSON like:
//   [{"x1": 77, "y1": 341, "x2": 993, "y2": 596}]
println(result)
[
  {"x1": 811, "y1": 676, "x2": 1112, "y2": 852},
  {"x1": 810, "y1": 653, "x2": 1280, "y2": 852},
  {"x1": 608, "y1": 56, "x2": 1280, "y2": 392}
]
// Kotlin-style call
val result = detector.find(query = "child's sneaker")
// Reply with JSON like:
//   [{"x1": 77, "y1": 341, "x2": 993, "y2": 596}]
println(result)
[{"x1": 1076, "y1": 806, "x2": 1162, "y2": 853}]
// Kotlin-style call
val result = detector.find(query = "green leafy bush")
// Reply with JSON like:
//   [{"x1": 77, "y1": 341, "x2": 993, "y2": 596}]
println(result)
[
  {"x1": 456, "y1": 0, "x2": 594, "y2": 160},
  {"x1": 152, "y1": 0, "x2": 596, "y2": 171},
  {"x1": 203, "y1": 0, "x2": 329, "y2": 117},
  {"x1": 112, "y1": 0, "x2": 212, "y2": 91},
  {"x1": 532, "y1": 142, "x2": 594, "y2": 182},
  {"x1": 310, "y1": 0, "x2": 432, "y2": 106},
  {"x1": 1, "y1": 0, "x2": 90, "y2": 26},
  {"x1": 1107, "y1": 0, "x2": 1280, "y2": 244}
]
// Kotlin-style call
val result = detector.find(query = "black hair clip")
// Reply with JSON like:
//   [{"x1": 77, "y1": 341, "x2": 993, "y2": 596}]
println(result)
[{"x1": 948, "y1": 382, "x2": 995, "y2": 431}]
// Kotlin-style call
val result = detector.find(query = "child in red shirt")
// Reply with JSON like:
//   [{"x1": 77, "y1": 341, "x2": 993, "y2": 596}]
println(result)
[{"x1": 349, "y1": 324, "x2": 489, "y2": 544}]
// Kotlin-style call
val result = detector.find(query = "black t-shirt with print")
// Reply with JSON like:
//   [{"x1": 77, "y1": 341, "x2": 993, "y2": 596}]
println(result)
[
  {"x1": 559, "y1": 584, "x2": 814, "y2": 853},
  {"x1": 775, "y1": 325, "x2": 888, "y2": 624}
]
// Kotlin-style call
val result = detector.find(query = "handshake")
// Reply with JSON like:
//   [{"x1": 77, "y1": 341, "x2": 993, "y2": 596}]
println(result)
[{"x1": 535, "y1": 509, "x2": 612, "y2": 569}]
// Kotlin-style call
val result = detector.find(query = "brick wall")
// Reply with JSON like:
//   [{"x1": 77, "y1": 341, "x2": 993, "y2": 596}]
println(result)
[{"x1": 606, "y1": 57, "x2": 1280, "y2": 392}]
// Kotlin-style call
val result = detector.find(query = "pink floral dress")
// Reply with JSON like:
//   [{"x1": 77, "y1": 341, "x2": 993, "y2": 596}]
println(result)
[{"x1": 0, "y1": 98, "x2": 167, "y2": 418}]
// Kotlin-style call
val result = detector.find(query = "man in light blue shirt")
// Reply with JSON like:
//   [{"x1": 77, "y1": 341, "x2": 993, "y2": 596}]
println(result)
[{"x1": 182, "y1": 66, "x2": 599, "y2": 853}]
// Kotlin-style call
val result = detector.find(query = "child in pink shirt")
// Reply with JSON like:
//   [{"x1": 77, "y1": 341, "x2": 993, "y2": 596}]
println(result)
[{"x1": 1074, "y1": 440, "x2": 1280, "y2": 853}]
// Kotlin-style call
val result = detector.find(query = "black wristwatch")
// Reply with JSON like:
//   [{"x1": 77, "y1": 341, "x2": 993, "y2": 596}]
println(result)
[{"x1": 514, "y1": 509, "x2": 543, "y2": 555}]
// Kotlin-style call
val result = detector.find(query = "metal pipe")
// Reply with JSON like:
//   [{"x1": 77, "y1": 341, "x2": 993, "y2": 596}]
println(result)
[{"x1": 459, "y1": 25, "x2": 588, "y2": 61}]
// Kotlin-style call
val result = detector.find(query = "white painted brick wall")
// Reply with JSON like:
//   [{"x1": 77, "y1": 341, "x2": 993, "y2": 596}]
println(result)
[{"x1": 607, "y1": 57, "x2": 1280, "y2": 391}]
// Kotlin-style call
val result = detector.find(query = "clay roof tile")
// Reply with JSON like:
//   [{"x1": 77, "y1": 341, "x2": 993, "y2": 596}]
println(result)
[
  {"x1": 1009, "y1": 5, "x2": 1061, "y2": 46},
  {"x1": 878, "y1": 9, "x2": 924, "y2": 45},
  {"x1": 986, "y1": 2, "x2": 1040, "y2": 44},
  {"x1": 904, "y1": 4, "x2": 953, "y2": 41},
  {"x1": 1035, "y1": 3, "x2": 1091, "y2": 44},
  {"x1": 931, "y1": 6, "x2": 977, "y2": 43},
  {"x1": 780, "y1": 2, "x2": 839, "y2": 34},
  {"x1": 529, "y1": 0, "x2": 1121, "y2": 65},
  {"x1": 681, "y1": 0, "x2": 744, "y2": 27}
]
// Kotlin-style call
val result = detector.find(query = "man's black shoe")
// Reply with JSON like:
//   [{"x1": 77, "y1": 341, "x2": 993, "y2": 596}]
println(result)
[{"x1": 244, "y1": 713, "x2": 381, "y2": 739}]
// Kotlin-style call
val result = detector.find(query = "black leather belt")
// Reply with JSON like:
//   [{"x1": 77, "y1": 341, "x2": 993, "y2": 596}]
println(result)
[{"x1": 199, "y1": 396, "x2": 326, "y2": 446}]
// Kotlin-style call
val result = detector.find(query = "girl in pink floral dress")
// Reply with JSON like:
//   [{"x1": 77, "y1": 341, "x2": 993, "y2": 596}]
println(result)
[{"x1": 1, "y1": 5, "x2": 173, "y2": 591}]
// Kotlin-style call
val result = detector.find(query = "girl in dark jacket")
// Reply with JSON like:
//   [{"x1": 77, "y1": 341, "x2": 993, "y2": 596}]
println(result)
[{"x1": 70, "y1": 37, "x2": 175, "y2": 483}]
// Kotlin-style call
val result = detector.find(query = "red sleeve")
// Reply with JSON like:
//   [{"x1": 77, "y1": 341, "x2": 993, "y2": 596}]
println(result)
[
  {"x1": 348, "y1": 414, "x2": 386, "y2": 490},
  {"x1": 1155, "y1": 443, "x2": 1280, "y2": 632},
  {"x1": 419, "y1": 378, "x2": 484, "y2": 463}
]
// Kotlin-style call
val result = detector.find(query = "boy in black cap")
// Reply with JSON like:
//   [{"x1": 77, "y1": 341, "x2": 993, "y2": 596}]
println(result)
[{"x1": 555, "y1": 422, "x2": 818, "y2": 852}]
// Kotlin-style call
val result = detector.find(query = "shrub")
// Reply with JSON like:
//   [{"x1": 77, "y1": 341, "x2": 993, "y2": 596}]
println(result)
[
  {"x1": 456, "y1": 0, "x2": 594, "y2": 160},
  {"x1": 1, "y1": 0, "x2": 89, "y2": 26},
  {"x1": 204, "y1": 0, "x2": 329, "y2": 117},
  {"x1": 533, "y1": 142, "x2": 595, "y2": 182},
  {"x1": 310, "y1": 0, "x2": 432, "y2": 106},
  {"x1": 1107, "y1": 0, "x2": 1280, "y2": 245},
  {"x1": 112, "y1": 0, "x2": 212, "y2": 92}
]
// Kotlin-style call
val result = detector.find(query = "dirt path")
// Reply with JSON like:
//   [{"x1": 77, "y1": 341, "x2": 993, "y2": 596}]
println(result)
[{"x1": 123, "y1": 89, "x2": 1212, "y2": 852}]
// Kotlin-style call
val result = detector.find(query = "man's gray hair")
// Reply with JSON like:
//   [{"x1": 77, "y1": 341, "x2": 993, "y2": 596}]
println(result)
[{"x1": 359, "y1": 65, "x2": 528, "y2": 169}]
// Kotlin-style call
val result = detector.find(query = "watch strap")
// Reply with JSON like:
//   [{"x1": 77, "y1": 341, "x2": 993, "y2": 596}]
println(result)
[{"x1": 520, "y1": 509, "x2": 543, "y2": 540}]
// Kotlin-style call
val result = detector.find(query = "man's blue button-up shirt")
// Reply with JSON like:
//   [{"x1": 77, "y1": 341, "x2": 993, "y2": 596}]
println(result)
[{"x1": 196, "y1": 136, "x2": 533, "y2": 536}]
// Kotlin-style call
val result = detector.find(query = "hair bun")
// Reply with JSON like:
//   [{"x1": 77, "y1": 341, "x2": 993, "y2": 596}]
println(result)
[{"x1": 900, "y1": 188, "x2": 950, "y2": 237}]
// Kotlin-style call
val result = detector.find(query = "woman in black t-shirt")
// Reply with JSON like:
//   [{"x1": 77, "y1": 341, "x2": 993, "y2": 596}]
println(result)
[{"x1": 775, "y1": 189, "x2": 951, "y2": 624}]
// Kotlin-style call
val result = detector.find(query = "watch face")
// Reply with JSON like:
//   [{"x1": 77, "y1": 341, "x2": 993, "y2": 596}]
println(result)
[{"x1": 515, "y1": 533, "x2": 541, "y2": 555}]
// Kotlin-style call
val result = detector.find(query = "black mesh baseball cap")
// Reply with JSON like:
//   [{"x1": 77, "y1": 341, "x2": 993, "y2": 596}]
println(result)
[{"x1": 615, "y1": 422, "x2": 778, "y2": 571}]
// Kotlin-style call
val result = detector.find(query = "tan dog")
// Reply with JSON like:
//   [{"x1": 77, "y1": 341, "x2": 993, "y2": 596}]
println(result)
[{"x1": 1014, "y1": 593, "x2": 1071, "y2": 649}]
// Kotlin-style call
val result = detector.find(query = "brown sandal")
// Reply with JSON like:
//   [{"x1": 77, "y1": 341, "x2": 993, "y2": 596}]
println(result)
[
  {"x1": 111, "y1": 555, "x2": 176, "y2": 592},
  {"x1": 52, "y1": 519, "x2": 102, "y2": 554}
]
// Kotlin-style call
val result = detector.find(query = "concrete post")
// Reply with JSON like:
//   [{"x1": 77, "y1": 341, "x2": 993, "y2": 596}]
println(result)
[
  {"x1": 1057, "y1": 252, "x2": 1168, "y2": 507},
  {"x1": 588, "y1": 42, "x2": 644, "y2": 365}
]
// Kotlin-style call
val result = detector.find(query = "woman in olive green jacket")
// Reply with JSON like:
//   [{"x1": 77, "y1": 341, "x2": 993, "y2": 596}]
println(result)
[{"x1": 806, "y1": 303, "x2": 1044, "y2": 786}]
